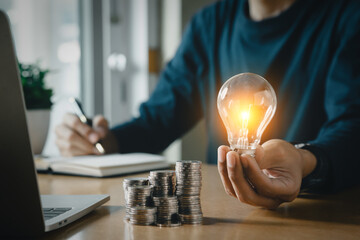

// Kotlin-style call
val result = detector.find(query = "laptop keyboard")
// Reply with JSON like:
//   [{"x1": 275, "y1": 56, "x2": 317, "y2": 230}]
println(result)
[{"x1": 43, "y1": 208, "x2": 72, "y2": 221}]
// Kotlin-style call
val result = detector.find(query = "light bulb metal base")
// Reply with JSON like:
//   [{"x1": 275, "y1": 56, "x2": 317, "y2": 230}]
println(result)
[{"x1": 232, "y1": 148, "x2": 255, "y2": 157}]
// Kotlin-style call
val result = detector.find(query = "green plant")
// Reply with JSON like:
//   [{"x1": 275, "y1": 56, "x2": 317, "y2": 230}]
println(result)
[{"x1": 19, "y1": 62, "x2": 53, "y2": 109}]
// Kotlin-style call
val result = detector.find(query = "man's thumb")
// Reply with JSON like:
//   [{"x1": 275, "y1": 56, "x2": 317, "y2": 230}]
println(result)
[{"x1": 93, "y1": 115, "x2": 108, "y2": 138}]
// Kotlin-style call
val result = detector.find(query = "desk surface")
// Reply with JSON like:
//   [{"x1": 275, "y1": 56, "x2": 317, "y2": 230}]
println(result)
[{"x1": 39, "y1": 165, "x2": 360, "y2": 240}]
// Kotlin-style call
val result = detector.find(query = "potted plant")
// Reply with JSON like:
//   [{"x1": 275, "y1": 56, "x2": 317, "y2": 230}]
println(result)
[{"x1": 19, "y1": 62, "x2": 53, "y2": 155}]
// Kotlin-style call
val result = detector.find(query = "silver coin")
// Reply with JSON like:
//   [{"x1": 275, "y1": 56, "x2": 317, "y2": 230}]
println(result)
[
  {"x1": 124, "y1": 163, "x2": 203, "y2": 227},
  {"x1": 124, "y1": 177, "x2": 149, "y2": 183},
  {"x1": 156, "y1": 220, "x2": 182, "y2": 227},
  {"x1": 126, "y1": 206, "x2": 157, "y2": 225},
  {"x1": 175, "y1": 160, "x2": 203, "y2": 224}
]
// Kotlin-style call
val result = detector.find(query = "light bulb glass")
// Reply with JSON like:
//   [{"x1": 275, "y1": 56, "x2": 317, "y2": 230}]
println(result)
[{"x1": 217, "y1": 73, "x2": 277, "y2": 155}]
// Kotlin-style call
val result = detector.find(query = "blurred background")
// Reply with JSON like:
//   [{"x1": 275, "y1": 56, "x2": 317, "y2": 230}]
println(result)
[{"x1": 0, "y1": 0, "x2": 216, "y2": 162}]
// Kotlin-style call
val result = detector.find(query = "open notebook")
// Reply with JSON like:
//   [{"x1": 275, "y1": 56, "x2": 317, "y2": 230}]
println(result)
[{"x1": 35, "y1": 153, "x2": 170, "y2": 177}]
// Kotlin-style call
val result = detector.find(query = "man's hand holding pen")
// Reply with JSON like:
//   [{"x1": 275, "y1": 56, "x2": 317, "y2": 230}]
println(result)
[{"x1": 55, "y1": 113, "x2": 118, "y2": 157}]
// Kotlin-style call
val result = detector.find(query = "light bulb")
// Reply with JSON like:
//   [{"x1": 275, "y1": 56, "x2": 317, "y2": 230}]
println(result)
[{"x1": 217, "y1": 73, "x2": 277, "y2": 156}]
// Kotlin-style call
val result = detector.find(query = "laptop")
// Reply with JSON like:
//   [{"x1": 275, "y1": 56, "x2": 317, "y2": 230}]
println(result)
[{"x1": 0, "y1": 10, "x2": 109, "y2": 237}]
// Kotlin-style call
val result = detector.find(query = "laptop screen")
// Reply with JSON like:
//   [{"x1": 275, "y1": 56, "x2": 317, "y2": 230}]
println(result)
[{"x1": 0, "y1": 10, "x2": 45, "y2": 237}]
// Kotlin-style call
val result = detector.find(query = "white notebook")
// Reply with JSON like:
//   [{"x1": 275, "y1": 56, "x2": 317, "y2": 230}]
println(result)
[{"x1": 35, "y1": 153, "x2": 170, "y2": 177}]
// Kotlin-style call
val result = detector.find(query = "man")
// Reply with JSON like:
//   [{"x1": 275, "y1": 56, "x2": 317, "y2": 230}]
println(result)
[{"x1": 56, "y1": 0, "x2": 360, "y2": 209}]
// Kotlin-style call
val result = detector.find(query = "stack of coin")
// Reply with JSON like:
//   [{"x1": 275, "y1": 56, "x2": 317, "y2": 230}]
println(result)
[
  {"x1": 149, "y1": 170, "x2": 176, "y2": 196},
  {"x1": 126, "y1": 185, "x2": 154, "y2": 225},
  {"x1": 178, "y1": 196, "x2": 203, "y2": 224},
  {"x1": 153, "y1": 196, "x2": 181, "y2": 227},
  {"x1": 179, "y1": 213, "x2": 203, "y2": 224},
  {"x1": 127, "y1": 206, "x2": 157, "y2": 225},
  {"x1": 123, "y1": 177, "x2": 149, "y2": 202},
  {"x1": 176, "y1": 160, "x2": 203, "y2": 224},
  {"x1": 126, "y1": 185, "x2": 153, "y2": 207},
  {"x1": 123, "y1": 177, "x2": 150, "y2": 220}
]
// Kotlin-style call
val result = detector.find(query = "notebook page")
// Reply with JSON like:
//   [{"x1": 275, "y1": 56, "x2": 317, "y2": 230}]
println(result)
[{"x1": 52, "y1": 153, "x2": 165, "y2": 169}]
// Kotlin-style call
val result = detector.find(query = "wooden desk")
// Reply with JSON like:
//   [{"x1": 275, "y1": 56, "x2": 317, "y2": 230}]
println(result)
[{"x1": 39, "y1": 165, "x2": 360, "y2": 240}]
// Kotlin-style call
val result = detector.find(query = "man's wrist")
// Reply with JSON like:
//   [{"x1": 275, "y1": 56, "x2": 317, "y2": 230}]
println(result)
[
  {"x1": 294, "y1": 143, "x2": 330, "y2": 192},
  {"x1": 297, "y1": 148, "x2": 317, "y2": 178}
]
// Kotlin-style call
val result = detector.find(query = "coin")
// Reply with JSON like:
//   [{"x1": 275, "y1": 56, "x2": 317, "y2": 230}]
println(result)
[
  {"x1": 156, "y1": 220, "x2": 182, "y2": 227},
  {"x1": 124, "y1": 185, "x2": 154, "y2": 220},
  {"x1": 149, "y1": 170, "x2": 176, "y2": 197},
  {"x1": 153, "y1": 196, "x2": 179, "y2": 222},
  {"x1": 123, "y1": 177, "x2": 149, "y2": 202},
  {"x1": 176, "y1": 160, "x2": 203, "y2": 224},
  {"x1": 127, "y1": 206, "x2": 157, "y2": 225},
  {"x1": 123, "y1": 163, "x2": 203, "y2": 227}
]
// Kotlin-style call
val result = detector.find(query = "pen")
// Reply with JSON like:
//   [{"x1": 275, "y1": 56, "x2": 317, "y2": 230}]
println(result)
[{"x1": 69, "y1": 97, "x2": 105, "y2": 154}]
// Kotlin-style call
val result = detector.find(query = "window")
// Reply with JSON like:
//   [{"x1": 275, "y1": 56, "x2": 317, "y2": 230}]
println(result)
[
  {"x1": 0, "y1": 0, "x2": 81, "y2": 100},
  {"x1": 0, "y1": 0, "x2": 208, "y2": 160}
]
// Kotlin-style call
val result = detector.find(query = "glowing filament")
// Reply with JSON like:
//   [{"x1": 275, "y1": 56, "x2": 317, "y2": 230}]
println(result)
[{"x1": 241, "y1": 111, "x2": 249, "y2": 121}]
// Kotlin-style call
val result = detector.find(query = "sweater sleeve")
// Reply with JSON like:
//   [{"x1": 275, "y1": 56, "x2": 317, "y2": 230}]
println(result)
[
  {"x1": 111, "y1": 14, "x2": 209, "y2": 154},
  {"x1": 307, "y1": 8, "x2": 360, "y2": 192}
]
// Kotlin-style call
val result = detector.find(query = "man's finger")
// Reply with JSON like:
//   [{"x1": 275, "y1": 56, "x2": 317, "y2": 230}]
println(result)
[
  {"x1": 217, "y1": 145, "x2": 236, "y2": 197},
  {"x1": 240, "y1": 153, "x2": 292, "y2": 198},
  {"x1": 254, "y1": 145, "x2": 265, "y2": 166},
  {"x1": 55, "y1": 125, "x2": 97, "y2": 154},
  {"x1": 56, "y1": 138, "x2": 95, "y2": 157},
  {"x1": 63, "y1": 113, "x2": 99, "y2": 143},
  {"x1": 93, "y1": 115, "x2": 108, "y2": 128},
  {"x1": 93, "y1": 115, "x2": 108, "y2": 139},
  {"x1": 227, "y1": 151, "x2": 281, "y2": 209}
]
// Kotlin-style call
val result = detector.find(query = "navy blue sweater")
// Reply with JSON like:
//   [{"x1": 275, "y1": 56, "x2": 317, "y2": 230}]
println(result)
[{"x1": 113, "y1": 0, "x2": 360, "y2": 192}]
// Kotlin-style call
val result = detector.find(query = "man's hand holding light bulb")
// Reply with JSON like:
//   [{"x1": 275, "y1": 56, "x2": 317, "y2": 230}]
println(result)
[{"x1": 217, "y1": 73, "x2": 317, "y2": 209}]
